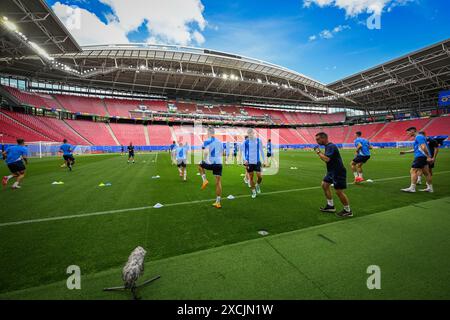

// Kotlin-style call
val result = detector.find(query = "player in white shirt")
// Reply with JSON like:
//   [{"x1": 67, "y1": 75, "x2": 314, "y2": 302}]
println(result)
[
  {"x1": 243, "y1": 129, "x2": 266, "y2": 198},
  {"x1": 175, "y1": 142, "x2": 189, "y2": 181}
]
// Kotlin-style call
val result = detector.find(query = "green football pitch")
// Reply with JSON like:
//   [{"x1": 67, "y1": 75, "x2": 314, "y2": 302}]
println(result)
[{"x1": 0, "y1": 149, "x2": 449, "y2": 299}]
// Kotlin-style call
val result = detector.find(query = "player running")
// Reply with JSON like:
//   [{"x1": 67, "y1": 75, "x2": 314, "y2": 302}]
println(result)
[
  {"x1": 233, "y1": 140, "x2": 238, "y2": 163},
  {"x1": 2, "y1": 139, "x2": 28, "y2": 190},
  {"x1": 314, "y1": 132, "x2": 352, "y2": 218},
  {"x1": 175, "y1": 141, "x2": 190, "y2": 181},
  {"x1": 351, "y1": 131, "x2": 372, "y2": 183},
  {"x1": 127, "y1": 143, "x2": 135, "y2": 164},
  {"x1": 198, "y1": 127, "x2": 223, "y2": 209},
  {"x1": 400, "y1": 127, "x2": 433, "y2": 193},
  {"x1": 243, "y1": 128, "x2": 266, "y2": 198},
  {"x1": 60, "y1": 139, "x2": 75, "y2": 171}
]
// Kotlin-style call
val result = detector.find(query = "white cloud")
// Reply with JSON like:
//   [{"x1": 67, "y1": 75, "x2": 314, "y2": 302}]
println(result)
[
  {"x1": 309, "y1": 24, "x2": 350, "y2": 41},
  {"x1": 52, "y1": 0, "x2": 207, "y2": 46},
  {"x1": 303, "y1": 0, "x2": 413, "y2": 16}
]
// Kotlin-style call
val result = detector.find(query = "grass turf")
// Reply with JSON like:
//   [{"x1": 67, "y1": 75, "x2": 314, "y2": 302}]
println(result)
[{"x1": 0, "y1": 148, "x2": 449, "y2": 298}]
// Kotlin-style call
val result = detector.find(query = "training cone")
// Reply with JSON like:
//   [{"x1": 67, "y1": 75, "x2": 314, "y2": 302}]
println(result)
[
  {"x1": 227, "y1": 195, "x2": 235, "y2": 200},
  {"x1": 153, "y1": 203, "x2": 164, "y2": 209}
]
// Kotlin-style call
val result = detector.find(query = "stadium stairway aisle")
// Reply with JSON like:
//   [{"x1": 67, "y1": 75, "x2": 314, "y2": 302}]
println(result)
[{"x1": 1, "y1": 197, "x2": 449, "y2": 300}]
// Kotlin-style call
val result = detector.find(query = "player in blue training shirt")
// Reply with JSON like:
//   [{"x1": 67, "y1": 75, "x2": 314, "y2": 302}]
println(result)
[
  {"x1": 198, "y1": 127, "x2": 223, "y2": 209},
  {"x1": 416, "y1": 132, "x2": 446, "y2": 185},
  {"x1": 243, "y1": 128, "x2": 266, "y2": 198},
  {"x1": 314, "y1": 132, "x2": 352, "y2": 218},
  {"x1": 175, "y1": 141, "x2": 190, "y2": 181},
  {"x1": 351, "y1": 131, "x2": 372, "y2": 183},
  {"x1": 400, "y1": 127, "x2": 433, "y2": 193},
  {"x1": 233, "y1": 141, "x2": 238, "y2": 162},
  {"x1": 169, "y1": 140, "x2": 177, "y2": 164},
  {"x1": 266, "y1": 139, "x2": 273, "y2": 166},
  {"x1": 59, "y1": 139, "x2": 75, "y2": 171},
  {"x1": 2, "y1": 139, "x2": 28, "y2": 189},
  {"x1": 241, "y1": 135, "x2": 251, "y2": 187}
]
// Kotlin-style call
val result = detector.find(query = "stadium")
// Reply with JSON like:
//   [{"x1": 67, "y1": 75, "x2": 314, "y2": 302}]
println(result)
[{"x1": 0, "y1": 0, "x2": 449, "y2": 304}]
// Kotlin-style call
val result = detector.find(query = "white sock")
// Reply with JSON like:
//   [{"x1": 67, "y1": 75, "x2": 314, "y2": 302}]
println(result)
[
  {"x1": 216, "y1": 196, "x2": 221, "y2": 203},
  {"x1": 201, "y1": 174, "x2": 207, "y2": 182},
  {"x1": 327, "y1": 199, "x2": 334, "y2": 207},
  {"x1": 344, "y1": 205, "x2": 351, "y2": 212},
  {"x1": 359, "y1": 173, "x2": 363, "y2": 178},
  {"x1": 252, "y1": 189, "x2": 256, "y2": 194},
  {"x1": 417, "y1": 176, "x2": 422, "y2": 183},
  {"x1": 184, "y1": 171, "x2": 187, "y2": 179},
  {"x1": 427, "y1": 183, "x2": 433, "y2": 189},
  {"x1": 7, "y1": 175, "x2": 13, "y2": 181},
  {"x1": 12, "y1": 182, "x2": 19, "y2": 188},
  {"x1": 410, "y1": 184, "x2": 416, "y2": 190},
  {"x1": 353, "y1": 172, "x2": 358, "y2": 178}
]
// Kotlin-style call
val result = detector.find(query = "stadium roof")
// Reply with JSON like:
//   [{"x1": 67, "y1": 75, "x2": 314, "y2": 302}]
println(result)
[
  {"x1": 0, "y1": 0, "x2": 81, "y2": 57},
  {"x1": 326, "y1": 38, "x2": 450, "y2": 112}
]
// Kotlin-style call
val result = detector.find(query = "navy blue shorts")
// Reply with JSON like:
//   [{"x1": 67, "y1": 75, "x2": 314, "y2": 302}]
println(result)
[
  {"x1": 247, "y1": 162, "x2": 262, "y2": 173},
  {"x1": 323, "y1": 171, "x2": 347, "y2": 190},
  {"x1": 267, "y1": 153, "x2": 272, "y2": 158},
  {"x1": 353, "y1": 155, "x2": 370, "y2": 164},
  {"x1": 63, "y1": 155, "x2": 75, "y2": 162},
  {"x1": 128, "y1": 152, "x2": 134, "y2": 157},
  {"x1": 412, "y1": 157, "x2": 428, "y2": 169},
  {"x1": 177, "y1": 160, "x2": 187, "y2": 168},
  {"x1": 7, "y1": 161, "x2": 26, "y2": 174},
  {"x1": 200, "y1": 161, "x2": 222, "y2": 176}
]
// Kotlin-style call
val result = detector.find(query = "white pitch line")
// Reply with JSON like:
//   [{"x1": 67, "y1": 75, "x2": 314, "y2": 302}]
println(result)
[{"x1": 1, "y1": 170, "x2": 449, "y2": 228}]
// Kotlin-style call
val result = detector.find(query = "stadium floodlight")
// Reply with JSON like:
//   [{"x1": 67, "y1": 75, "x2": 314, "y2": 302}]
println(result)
[
  {"x1": 103, "y1": 246, "x2": 160, "y2": 300},
  {"x1": 2, "y1": 16, "x2": 17, "y2": 32},
  {"x1": 222, "y1": 74, "x2": 229, "y2": 80}
]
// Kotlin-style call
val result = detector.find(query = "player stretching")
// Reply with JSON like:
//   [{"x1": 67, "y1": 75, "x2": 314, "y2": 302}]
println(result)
[
  {"x1": 244, "y1": 129, "x2": 266, "y2": 198},
  {"x1": 417, "y1": 132, "x2": 445, "y2": 185},
  {"x1": 314, "y1": 132, "x2": 352, "y2": 218},
  {"x1": 2, "y1": 139, "x2": 28, "y2": 190},
  {"x1": 127, "y1": 143, "x2": 135, "y2": 164},
  {"x1": 400, "y1": 127, "x2": 433, "y2": 193},
  {"x1": 198, "y1": 127, "x2": 223, "y2": 209},
  {"x1": 176, "y1": 142, "x2": 189, "y2": 181},
  {"x1": 60, "y1": 139, "x2": 75, "y2": 171},
  {"x1": 351, "y1": 131, "x2": 372, "y2": 183}
]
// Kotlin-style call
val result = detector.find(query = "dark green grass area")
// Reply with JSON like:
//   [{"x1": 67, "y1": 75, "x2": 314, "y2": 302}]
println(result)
[
  {"x1": 2, "y1": 197, "x2": 450, "y2": 300},
  {"x1": 0, "y1": 149, "x2": 449, "y2": 298}
]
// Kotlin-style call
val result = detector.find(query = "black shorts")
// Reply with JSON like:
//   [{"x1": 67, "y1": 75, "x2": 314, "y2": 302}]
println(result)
[
  {"x1": 200, "y1": 161, "x2": 222, "y2": 176},
  {"x1": 353, "y1": 155, "x2": 370, "y2": 164},
  {"x1": 7, "y1": 161, "x2": 26, "y2": 174},
  {"x1": 323, "y1": 171, "x2": 347, "y2": 190},
  {"x1": 267, "y1": 153, "x2": 272, "y2": 158},
  {"x1": 63, "y1": 155, "x2": 75, "y2": 162},
  {"x1": 128, "y1": 152, "x2": 134, "y2": 158},
  {"x1": 412, "y1": 157, "x2": 428, "y2": 169},
  {"x1": 246, "y1": 162, "x2": 262, "y2": 173},
  {"x1": 177, "y1": 160, "x2": 187, "y2": 168},
  {"x1": 428, "y1": 161, "x2": 435, "y2": 169}
]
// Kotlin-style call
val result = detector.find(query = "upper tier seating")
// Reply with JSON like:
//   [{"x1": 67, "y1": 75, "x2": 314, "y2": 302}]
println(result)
[
  {"x1": 54, "y1": 95, "x2": 108, "y2": 116},
  {"x1": 5, "y1": 87, "x2": 60, "y2": 109}
]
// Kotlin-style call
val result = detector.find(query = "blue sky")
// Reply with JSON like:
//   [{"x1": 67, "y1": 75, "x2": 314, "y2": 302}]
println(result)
[{"x1": 46, "y1": 0, "x2": 450, "y2": 84}]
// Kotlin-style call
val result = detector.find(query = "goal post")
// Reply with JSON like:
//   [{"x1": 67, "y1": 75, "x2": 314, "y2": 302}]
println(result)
[{"x1": 26, "y1": 141, "x2": 92, "y2": 158}]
